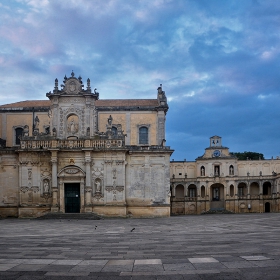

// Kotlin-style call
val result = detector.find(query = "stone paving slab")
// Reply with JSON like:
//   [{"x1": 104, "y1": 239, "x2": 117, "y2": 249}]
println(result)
[{"x1": 1, "y1": 213, "x2": 280, "y2": 279}]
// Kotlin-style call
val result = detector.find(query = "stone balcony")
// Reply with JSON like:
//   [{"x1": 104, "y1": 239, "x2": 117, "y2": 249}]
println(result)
[{"x1": 19, "y1": 138, "x2": 125, "y2": 150}]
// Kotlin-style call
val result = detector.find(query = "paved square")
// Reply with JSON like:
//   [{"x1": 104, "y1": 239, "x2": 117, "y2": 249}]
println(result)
[{"x1": 1, "y1": 213, "x2": 280, "y2": 279}]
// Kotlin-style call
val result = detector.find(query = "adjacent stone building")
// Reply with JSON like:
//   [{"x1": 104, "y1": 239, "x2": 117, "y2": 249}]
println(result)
[
  {"x1": 170, "y1": 135, "x2": 280, "y2": 215},
  {"x1": 0, "y1": 72, "x2": 172, "y2": 218}
]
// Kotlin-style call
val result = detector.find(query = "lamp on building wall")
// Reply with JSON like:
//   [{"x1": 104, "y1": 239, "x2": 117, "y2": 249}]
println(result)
[{"x1": 248, "y1": 204, "x2": 251, "y2": 211}]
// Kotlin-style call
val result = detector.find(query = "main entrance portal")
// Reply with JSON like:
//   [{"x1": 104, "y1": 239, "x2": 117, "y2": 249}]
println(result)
[{"x1": 65, "y1": 183, "x2": 80, "y2": 213}]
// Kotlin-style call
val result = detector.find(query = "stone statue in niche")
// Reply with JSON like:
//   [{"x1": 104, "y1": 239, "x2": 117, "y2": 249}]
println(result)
[
  {"x1": 43, "y1": 179, "x2": 50, "y2": 193},
  {"x1": 23, "y1": 125, "x2": 29, "y2": 137},
  {"x1": 95, "y1": 179, "x2": 101, "y2": 193},
  {"x1": 67, "y1": 115, "x2": 79, "y2": 134},
  {"x1": 33, "y1": 116, "x2": 40, "y2": 136},
  {"x1": 34, "y1": 116, "x2": 40, "y2": 130}
]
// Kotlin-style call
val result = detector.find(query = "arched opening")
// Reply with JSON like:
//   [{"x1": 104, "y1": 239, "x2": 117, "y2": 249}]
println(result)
[
  {"x1": 250, "y1": 182, "x2": 259, "y2": 196},
  {"x1": 139, "y1": 126, "x2": 148, "y2": 144},
  {"x1": 263, "y1": 182, "x2": 272, "y2": 196},
  {"x1": 229, "y1": 165, "x2": 234, "y2": 175},
  {"x1": 201, "y1": 186, "x2": 205, "y2": 198},
  {"x1": 265, "y1": 202, "x2": 270, "y2": 213},
  {"x1": 175, "y1": 184, "x2": 184, "y2": 198},
  {"x1": 210, "y1": 183, "x2": 224, "y2": 201},
  {"x1": 237, "y1": 182, "x2": 247, "y2": 198},
  {"x1": 15, "y1": 127, "x2": 23, "y2": 145},
  {"x1": 58, "y1": 166, "x2": 86, "y2": 213},
  {"x1": 188, "y1": 184, "x2": 196, "y2": 198},
  {"x1": 230, "y1": 185, "x2": 234, "y2": 197},
  {"x1": 210, "y1": 183, "x2": 225, "y2": 209},
  {"x1": 200, "y1": 166, "x2": 205, "y2": 176}
]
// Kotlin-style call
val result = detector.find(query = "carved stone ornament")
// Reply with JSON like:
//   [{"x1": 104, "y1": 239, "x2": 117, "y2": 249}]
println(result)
[
  {"x1": 20, "y1": 187, "x2": 29, "y2": 193},
  {"x1": 30, "y1": 186, "x2": 39, "y2": 193},
  {"x1": 105, "y1": 186, "x2": 124, "y2": 193},
  {"x1": 93, "y1": 192, "x2": 104, "y2": 201},
  {"x1": 116, "y1": 186, "x2": 124, "y2": 192},
  {"x1": 65, "y1": 168, "x2": 79, "y2": 174},
  {"x1": 2, "y1": 196, "x2": 16, "y2": 204},
  {"x1": 105, "y1": 186, "x2": 114, "y2": 192},
  {"x1": 42, "y1": 192, "x2": 52, "y2": 201}
]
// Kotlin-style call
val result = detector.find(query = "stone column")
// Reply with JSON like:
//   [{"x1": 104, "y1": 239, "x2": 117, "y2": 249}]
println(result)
[
  {"x1": 51, "y1": 150, "x2": 59, "y2": 212},
  {"x1": 247, "y1": 181, "x2": 251, "y2": 199},
  {"x1": 85, "y1": 187, "x2": 92, "y2": 212},
  {"x1": 84, "y1": 151, "x2": 91, "y2": 212},
  {"x1": 80, "y1": 179, "x2": 85, "y2": 212}
]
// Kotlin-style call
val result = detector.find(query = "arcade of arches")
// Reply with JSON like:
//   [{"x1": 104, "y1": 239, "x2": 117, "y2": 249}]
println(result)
[{"x1": 170, "y1": 136, "x2": 280, "y2": 215}]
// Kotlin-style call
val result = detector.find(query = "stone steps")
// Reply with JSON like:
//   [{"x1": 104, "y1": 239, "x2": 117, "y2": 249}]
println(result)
[
  {"x1": 201, "y1": 208, "x2": 234, "y2": 214},
  {"x1": 37, "y1": 212, "x2": 103, "y2": 220}
]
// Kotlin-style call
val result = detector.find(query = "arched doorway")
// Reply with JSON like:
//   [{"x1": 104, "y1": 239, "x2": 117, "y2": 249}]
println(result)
[
  {"x1": 210, "y1": 183, "x2": 225, "y2": 209},
  {"x1": 265, "y1": 202, "x2": 270, "y2": 213},
  {"x1": 58, "y1": 166, "x2": 86, "y2": 213}
]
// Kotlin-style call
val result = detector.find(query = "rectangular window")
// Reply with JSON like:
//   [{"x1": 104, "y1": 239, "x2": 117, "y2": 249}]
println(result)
[
  {"x1": 15, "y1": 128, "x2": 23, "y2": 145},
  {"x1": 139, "y1": 127, "x2": 148, "y2": 144}
]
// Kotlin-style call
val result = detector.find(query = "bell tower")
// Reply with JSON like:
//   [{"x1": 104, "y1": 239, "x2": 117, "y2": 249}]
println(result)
[{"x1": 210, "y1": 135, "x2": 222, "y2": 148}]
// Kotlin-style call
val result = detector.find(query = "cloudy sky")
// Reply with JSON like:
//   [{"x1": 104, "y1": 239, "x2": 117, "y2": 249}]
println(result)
[{"x1": 0, "y1": 0, "x2": 280, "y2": 160}]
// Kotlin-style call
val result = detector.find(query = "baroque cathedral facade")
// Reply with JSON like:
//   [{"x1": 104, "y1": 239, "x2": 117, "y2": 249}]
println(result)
[
  {"x1": 0, "y1": 73, "x2": 279, "y2": 218},
  {"x1": 0, "y1": 72, "x2": 172, "y2": 218}
]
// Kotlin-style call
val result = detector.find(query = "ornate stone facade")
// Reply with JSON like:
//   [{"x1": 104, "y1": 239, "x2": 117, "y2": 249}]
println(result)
[{"x1": 0, "y1": 72, "x2": 172, "y2": 218}]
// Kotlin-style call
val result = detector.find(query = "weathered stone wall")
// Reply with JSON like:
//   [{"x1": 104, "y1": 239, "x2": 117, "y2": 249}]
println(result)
[
  {"x1": 98, "y1": 111, "x2": 158, "y2": 146},
  {"x1": 0, "y1": 152, "x2": 19, "y2": 217}
]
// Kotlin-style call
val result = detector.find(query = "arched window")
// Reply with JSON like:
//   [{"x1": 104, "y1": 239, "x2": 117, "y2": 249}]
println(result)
[
  {"x1": 175, "y1": 185, "x2": 184, "y2": 198},
  {"x1": 188, "y1": 184, "x2": 196, "y2": 197},
  {"x1": 230, "y1": 185, "x2": 234, "y2": 197},
  {"x1": 229, "y1": 165, "x2": 234, "y2": 175},
  {"x1": 139, "y1": 126, "x2": 148, "y2": 144},
  {"x1": 201, "y1": 186, "x2": 205, "y2": 198},
  {"x1": 112, "y1": 126, "x2": 117, "y2": 136},
  {"x1": 200, "y1": 166, "x2": 205, "y2": 176},
  {"x1": 15, "y1": 127, "x2": 23, "y2": 145}
]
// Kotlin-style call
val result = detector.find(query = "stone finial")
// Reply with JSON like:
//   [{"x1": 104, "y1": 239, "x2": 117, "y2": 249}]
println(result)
[
  {"x1": 157, "y1": 84, "x2": 162, "y2": 94},
  {"x1": 54, "y1": 78, "x2": 58, "y2": 91},
  {"x1": 87, "y1": 78, "x2": 91, "y2": 90},
  {"x1": 23, "y1": 125, "x2": 29, "y2": 137},
  {"x1": 71, "y1": 70, "x2": 75, "y2": 77}
]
